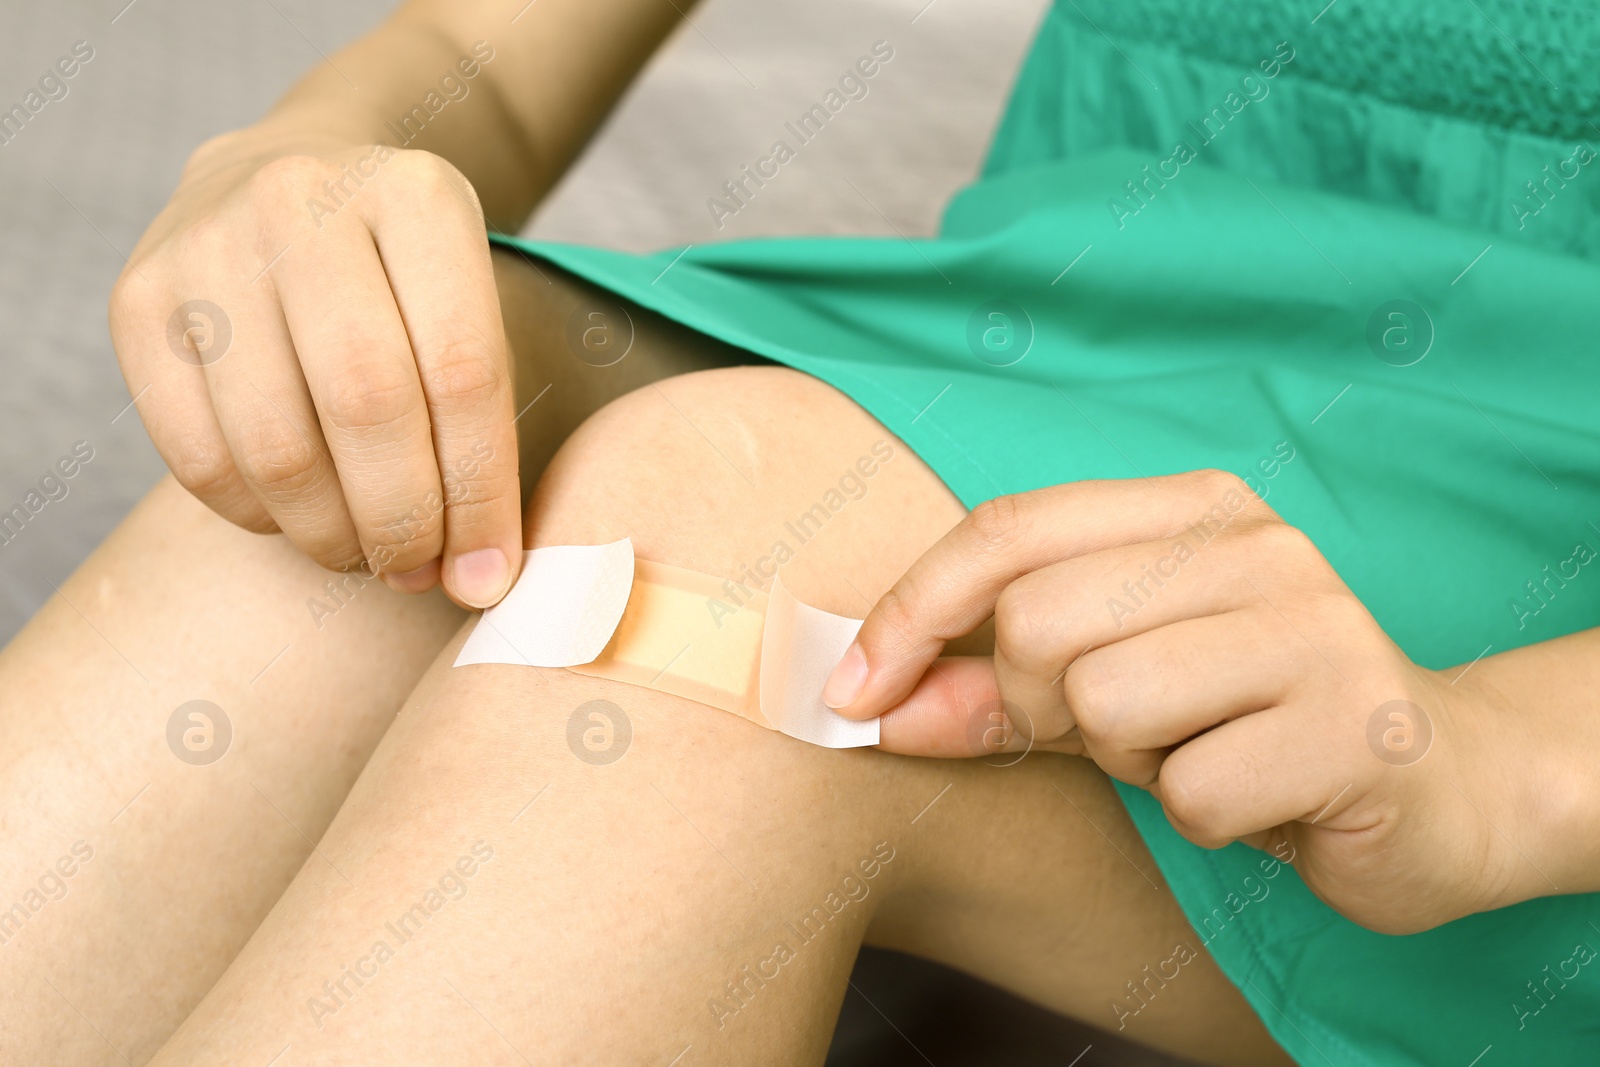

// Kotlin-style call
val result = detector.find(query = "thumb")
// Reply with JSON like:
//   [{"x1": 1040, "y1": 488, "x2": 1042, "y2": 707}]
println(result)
[{"x1": 877, "y1": 656, "x2": 1010, "y2": 758}]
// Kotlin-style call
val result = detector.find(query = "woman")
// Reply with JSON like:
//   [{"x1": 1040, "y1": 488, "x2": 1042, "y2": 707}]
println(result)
[{"x1": 4, "y1": 0, "x2": 1597, "y2": 1063}]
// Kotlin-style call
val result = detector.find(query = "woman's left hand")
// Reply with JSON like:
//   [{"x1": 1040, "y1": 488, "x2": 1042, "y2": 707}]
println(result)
[{"x1": 824, "y1": 469, "x2": 1575, "y2": 934}]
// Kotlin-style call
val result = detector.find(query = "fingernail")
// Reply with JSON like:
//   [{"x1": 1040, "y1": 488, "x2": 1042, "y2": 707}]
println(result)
[
  {"x1": 450, "y1": 547, "x2": 511, "y2": 609},
  {"x1": 823, "y1": 642, "x2": 869, "y2": 709},
  {"x1": 382, "y1": 559, "x2": 439, "y2": 594}
]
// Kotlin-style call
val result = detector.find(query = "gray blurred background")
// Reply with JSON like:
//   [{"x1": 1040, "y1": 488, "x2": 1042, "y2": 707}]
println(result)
[{"x1": 0, "y1": 1, "x2": 1197, "y2": 1063}]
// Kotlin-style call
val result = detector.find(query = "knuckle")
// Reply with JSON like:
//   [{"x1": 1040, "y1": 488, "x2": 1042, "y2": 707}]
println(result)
[
  {"x1": 438, "y1": 489, "x2": 503, "y2": 548},
  {"x1": 965, "y1": 494, "x2": 1027, "y2": 555},
  {"x1": 992, "y1": 581, "x2": 1059, "y2": 669},
  {"x1": 107, "y1": 272, "x2": 147, "y2": 335},
  {"x1": 1190, "y1": 467, "x2": 1283, "y2": 529},
  {"x1": 870, "y1": 585, "x2": 924, "y2": 657},
  {"x1": 320, "y1": 362, "x2": 423, "y2": 436},
  {"x1": 439, "y1": 441, "x2": 509, "y2": 524},
  {"x1": 388, "y1": 148, "x2": 445, "y2": 180},
  {"x1": 129, "y1": 233, "x2": 230, "y2": 307},
  {"x1": 367, "y1": 533, "x2": 437, "y2": 576},
  {"x1": 1252, "y1": 519, "x2": 1313, "y2": 557},
  {"x1": 1239, "y1": 521, "x2": 1320, "y2": 575},
  {"x1": 1062, "y1": 651, "x2": 1127, "y2": 741},
  {"x1": 377, "y1": 148, "x2": 427, "y2": 187},
  {"x1": 439, "y1": 472, "x2": 506, "y2": 526},
  {"x1": 306, "y1": 538, "x2": 368, "y2": 575},
  {"x1": 248, "y1": 154, "x2": 339, "y2": 204},
  {"x1": 233, "y1": 421, "x2": 324, "y2": 496},
  {"x1": 424, "y1": 334, "x2": 506, "y2": 411},
  {"x1": 391, "y1": 150, "x2": 476, "y2": 205},
  {"x1": 1116, "y1": 754, "x2": 1163, "y2": 790},
  {"x1": 174, "y1": 211, "x2": 234, "y2": 262},
  {"x1": 1193, "y1": 467, "x2": 1250, "y2": 500},
  {"x1": 424, "y1": 153, "x2": 479, "y2": 207},
  {"x1": 368, "y1": 495, "x2": 445, "y2": 559},
  {"x1": 1158, "y1": 760, "x2": 1218, "y2": 834},
  {"x1": 165, "y1": 436, "x2": 239, "y2": 501}
]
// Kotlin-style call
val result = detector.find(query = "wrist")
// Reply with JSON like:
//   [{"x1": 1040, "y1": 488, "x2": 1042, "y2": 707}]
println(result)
[
  {"x1": 1521, "y1": 729, "x2": 1600, "y2": 899},
  {"x1": 1445, "y1": 660, "x2": 1600, "y2": 908}
]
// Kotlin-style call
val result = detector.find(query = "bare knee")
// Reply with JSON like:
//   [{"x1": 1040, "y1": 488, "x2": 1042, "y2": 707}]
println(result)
[
  {"x1": 397, "y1": 367, "x2": 970, "y2": 938},
  {"x1": 522, "y1": 365, "x2": 964, "y2": 614}
]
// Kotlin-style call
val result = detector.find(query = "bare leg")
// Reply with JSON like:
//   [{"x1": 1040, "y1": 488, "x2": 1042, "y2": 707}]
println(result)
[
  {"x1": 0, "y1": 250, "x2": 740, "y2": 1065},
  {"x1": 0, "y1": 478, "x2": 463, "y2": 1067},
  {"x1": 146, "y1": 367, "x2": 1290, "y2": 1066}
]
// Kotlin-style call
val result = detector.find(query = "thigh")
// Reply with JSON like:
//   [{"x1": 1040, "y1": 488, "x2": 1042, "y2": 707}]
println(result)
[
  {"x1": 146, "y1": 366, "x2": 1287, "y2": 1067},
  {"x1": 0, "y1": 476, "x2": 464, "y2": 1066}
]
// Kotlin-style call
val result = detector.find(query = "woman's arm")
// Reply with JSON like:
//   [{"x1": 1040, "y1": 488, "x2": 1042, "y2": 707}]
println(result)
[
  {"x1": 200, "y1": 0, "x2": 692, "y2": 231},
  {"x1": 821, "y1": 470, "x2": 1600, "y2": 932},
  {"x1": 112, "y1": 0, "x2": 694, "y2": 610}
]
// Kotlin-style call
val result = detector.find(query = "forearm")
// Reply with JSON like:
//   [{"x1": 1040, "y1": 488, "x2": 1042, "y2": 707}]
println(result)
[{"x1": 183, "y1": 0, "x2": 691, "y2": 232}]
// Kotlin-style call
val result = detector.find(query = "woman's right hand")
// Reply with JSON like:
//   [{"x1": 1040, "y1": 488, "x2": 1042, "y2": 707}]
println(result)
[{"x1": 109, "y1": 131, "x2": 523, "y2": 608}]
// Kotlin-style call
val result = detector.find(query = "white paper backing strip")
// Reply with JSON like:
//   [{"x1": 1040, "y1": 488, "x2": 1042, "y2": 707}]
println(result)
[
  {"x1": 455, "y1": 539, "x2": 636, "y2": 669},
  {"x1": 760, "y1": 575, "x2": 879, "y2": 748}
]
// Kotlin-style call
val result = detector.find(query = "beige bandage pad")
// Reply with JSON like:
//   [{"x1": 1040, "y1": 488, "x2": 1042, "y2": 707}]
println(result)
[
  {"x1": 570, "y1": 560, "x2": 770, "y2": 728},
  {"x1": 454, "y1": 540, "x2": 877, "y2": 748}
]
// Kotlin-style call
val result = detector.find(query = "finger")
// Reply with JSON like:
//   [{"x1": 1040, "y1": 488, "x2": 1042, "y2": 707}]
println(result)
[
  {"x1": 824, "y1": 470, "x2": 1273, "y2": 718},
  {"x1": 983, "y1": 522, "x2": 1302, "y2": 743},
  {"x1": 200, "y1": 273, "x2": 365, "y2": 570},
  {"x1": 108, "y1": 272, "x2": 276, "y2": 533},
  {"x1": 875, "y1": 656, "x2": 1079, "y2": 759},
  {"x1": 1155, "y1": 707, "x2": 1380, "y2": 849},
  {"x1": 364, "y1": 157, "x2": 521, "y2": 608},
  {"x1": 876, "y1": 656, "x2": 998, "y2": 758},
  {"x1": 276, "y1": 215, "x2": 445, "y2": 580},
  {"x1": 1068, "y1": 609, "x2": 1293, "y2": 786}
]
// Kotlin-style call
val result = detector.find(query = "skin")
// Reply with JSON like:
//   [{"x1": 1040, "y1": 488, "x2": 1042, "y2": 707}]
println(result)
[
  {"x1": 8, "y1": 0, "x2": 1591, "y2": 1060},
  {"x1": 825, "y1": 477, "x2": 1600, "y2": 934}
]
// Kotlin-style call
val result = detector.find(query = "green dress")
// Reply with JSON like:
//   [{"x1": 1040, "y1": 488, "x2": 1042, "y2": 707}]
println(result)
[{"x1": 493, "y1": 1, "x2": 1600, "y2": 1061}]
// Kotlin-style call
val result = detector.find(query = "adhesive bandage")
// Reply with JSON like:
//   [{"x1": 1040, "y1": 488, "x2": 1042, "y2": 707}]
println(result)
[{"x1": 454, "y1": 540, "x2": 878, "y2": 749}]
